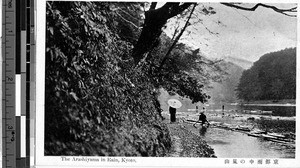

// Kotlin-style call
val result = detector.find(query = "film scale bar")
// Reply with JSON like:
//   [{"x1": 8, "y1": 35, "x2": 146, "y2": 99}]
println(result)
[
  {"x1": 2, "y1": 0, "x2": 35, "y2": 167},
  {"x1": 2, "y1": 0, "x2": 17, "y2": 167}
]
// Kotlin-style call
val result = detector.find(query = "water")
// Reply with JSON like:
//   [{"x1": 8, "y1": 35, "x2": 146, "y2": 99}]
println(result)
[
  {"x1": 192, "y1": 127, "x2": 295, "y2": 158},
  {"x1": 206, "y1": 104, "x2": 296, "y2": 117},
  {"x1": 175, "y1": 107, "x2": 296, "y2": 158}
]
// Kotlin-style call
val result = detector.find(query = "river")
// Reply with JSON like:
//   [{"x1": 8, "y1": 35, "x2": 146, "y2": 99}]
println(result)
[
  {"x1": 189, "y1": 126, "x2": 295, "y2": 158},
  {"x1": 175, "y1": 104, "x2": 296, "y2": 158}
]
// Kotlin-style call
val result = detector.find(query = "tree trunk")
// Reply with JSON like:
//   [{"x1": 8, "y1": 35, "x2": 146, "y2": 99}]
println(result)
[{"x1": 132, "y1": 3, "x2": 194, "y2": 64}]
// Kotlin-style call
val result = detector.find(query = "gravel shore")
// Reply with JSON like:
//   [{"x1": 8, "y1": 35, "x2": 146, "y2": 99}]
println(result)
[{"x1": 164, "y1": 117, "x2": 216, "y2": 158}]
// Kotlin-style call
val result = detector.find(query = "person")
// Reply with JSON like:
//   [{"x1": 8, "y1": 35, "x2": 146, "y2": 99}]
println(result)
[
  {"x1": 195, "y1": 106, "x2": 199, "y2": 113},
  {"x1": 169, "y1": 106, "x2": 177, "y2": 122},
  {"x1": 193, "y1": 107, "x2": 210, "y2": 127}
]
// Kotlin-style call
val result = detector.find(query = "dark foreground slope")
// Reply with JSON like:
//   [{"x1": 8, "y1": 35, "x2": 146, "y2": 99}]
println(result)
[
  {"x1": 45, "y1": 2, "x2": 216, "y2": 157},
  {"x1": 45, "y1": 2, "x2": 172, "y2": 156}
]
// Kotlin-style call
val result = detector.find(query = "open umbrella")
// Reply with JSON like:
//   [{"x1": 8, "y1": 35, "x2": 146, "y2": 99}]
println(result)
[{"x1": 168, "y1": 99, "x2": 182, "y2": 109}]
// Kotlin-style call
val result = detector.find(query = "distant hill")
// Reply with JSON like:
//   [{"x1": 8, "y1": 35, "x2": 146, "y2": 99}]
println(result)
[
  {"x1": 236, "y1": 48, "x2": 296, "y2": 101},
  {"x1": 158, "y1": 61, "x2": 245, "y2": 110},
  {"x1": 224, "y1": 56, "x2": 253, "y2": 69},
  {"x1": 206, "y1": 61, "x2": 244, "y2": 104}
]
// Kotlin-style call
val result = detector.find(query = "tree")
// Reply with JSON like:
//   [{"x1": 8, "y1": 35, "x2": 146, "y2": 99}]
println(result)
[
  {"x1": 148, "y1": 37, "x2": 225, "y2": 103},
  {"x1": 132, "y1": 2, "x2": 195, "y2": 64},
  {"x1": 132, "y1": 3, "x2": 221, "y2": 104},
  {"x1": 132, "y1": 2, "x2": 297, "y2": 65},
  {"x1": 236, "y1": 48, "x2": 296, "y2": 101},
  {"x1": 45, "y1": 1, "x2": 297, "y2": 156},
  {"x1": 221, "y1": 3, "x2": 297, "y2": 17}
]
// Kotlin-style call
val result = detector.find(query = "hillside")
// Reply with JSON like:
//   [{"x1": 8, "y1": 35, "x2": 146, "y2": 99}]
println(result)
[
  {"x1": 236, "y1": 48, "x2": 296, "y2": 101},
  {"x1": 206, "y1": 62, "x2": 244, "y2": 104},
  {"x1": 224, "y1": 56, "x2": 253, "y2": 69},
  {"x1": 159, "y1": 61, "x2": 244, "y2": 110}
]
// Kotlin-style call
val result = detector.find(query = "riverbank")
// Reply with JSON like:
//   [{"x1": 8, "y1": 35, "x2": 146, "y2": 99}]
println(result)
[
  {"x1": 238, "y1": 99, "x2": 295, "y2": 105},
  {"x1": 163, "y1": 110, "x2": 295, "y2": 158},
  {"x1": 163, "y1": 116, "x2": 216, "y2": 157}
]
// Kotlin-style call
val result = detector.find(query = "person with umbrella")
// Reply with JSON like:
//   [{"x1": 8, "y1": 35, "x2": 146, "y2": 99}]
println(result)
[
  {"x1": 193, "y1": 107, "x2": 210, "y2": 127},
  {"x1": 168, "y1": 99, "x2": 182, "y2": 123}
]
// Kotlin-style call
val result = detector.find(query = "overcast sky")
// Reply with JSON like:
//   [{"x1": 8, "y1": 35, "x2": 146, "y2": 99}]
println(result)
[
  {"x1": 0, "y1": 2, "x2": 297, "y2": 63},
  {"x1": 164, "y1": 3, "x2": 298, "y2": 62}
]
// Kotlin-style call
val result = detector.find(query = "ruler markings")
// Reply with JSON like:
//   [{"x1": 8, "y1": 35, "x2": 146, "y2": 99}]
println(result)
[
  {"x1": 27, "y1": 0, "x2": 35, "y2": 167},
  {"x1": 3, "y1": 0, "x2": 17, "y2": 168},
  {"x1": 29, "y1": 0, "x2": 35, "y2": 166}
]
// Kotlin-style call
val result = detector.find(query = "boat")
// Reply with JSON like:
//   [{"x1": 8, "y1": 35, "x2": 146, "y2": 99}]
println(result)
[
  {"x1": 243, "y1": 110, "x2": 272, "y2": 115},
  {"x1": 186, "y1": 119, "x2": 198, "y2": 123},
  {"x1": 247, "y1": 132, "x2": 262, "y2": 137},
  {"x1": 260, "y1": 134, "x2": 294, "y2": 143},
  {"x1": 250, "y1": 129, "x2": 266, "y2": 134},
  {"x1": 267, "y1": 132, "x2": 285, "y2": 139},
  {"x1": 235, "y1": 125, "x2": 252, "y2": 132},
  {"x1": 261, "y1": 111, "x2": 272, "y2": 115}
]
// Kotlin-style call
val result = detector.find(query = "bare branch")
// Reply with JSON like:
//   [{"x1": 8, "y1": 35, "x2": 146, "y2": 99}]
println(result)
[
  {"x1": 158, "y1": 4, "x2": 197, "y2": 70},
  {"x1": 132, "y1": 2, "x2": 194, "y2": 64},
  {"x1": 116, "y1": 7, "x2": 140, "y2": 22},
  {"x1": 115, "y1": 12, "x2": 141, "y2": 29},
  {"x1": 221, "y1": 3, "x2": 297, "y2": 17}
]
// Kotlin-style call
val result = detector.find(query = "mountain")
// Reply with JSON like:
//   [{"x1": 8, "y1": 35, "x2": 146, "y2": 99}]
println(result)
[
  {"x1": 224, "y1": 56, "x2": 253, "y2": 69},
  {"x1": 206, "y1": 61, "x2": 244, "y2": 104},
  {"x1": 158, "y1": 61, "x2": 245, "y2": 110},
  {"x1": 236, "y1": 48, "x2": 296, "y2": 101}
]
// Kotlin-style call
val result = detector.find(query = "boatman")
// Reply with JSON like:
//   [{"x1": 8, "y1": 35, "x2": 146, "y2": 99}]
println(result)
[{"x1": 193, "y1": 107, "x2": 210, "y2": 127}]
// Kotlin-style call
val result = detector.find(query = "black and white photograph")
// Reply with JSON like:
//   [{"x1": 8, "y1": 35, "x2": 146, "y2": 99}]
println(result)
[{"x1": 38, "y1": 0, "x2": 298, "y2": 167}]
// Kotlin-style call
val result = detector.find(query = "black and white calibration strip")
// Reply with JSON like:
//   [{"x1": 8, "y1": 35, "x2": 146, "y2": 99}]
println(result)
[{"x1": 2, "y1": 0, "x2": 35, "y2": 167}]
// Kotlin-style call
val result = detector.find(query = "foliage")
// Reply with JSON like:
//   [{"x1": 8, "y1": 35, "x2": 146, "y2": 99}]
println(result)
[
  {"x1": 132, "y1": 2, "x2": 195, "y2": 64},
  {"x1": 236, "y1": 48, "x2": 296, "y2": 101},
  {"x1": 45, "y1": 1, "x2": 224, "y2": 156},
  {"x1": 45, "y1": 1, "x2": 171, "y2": 156},
  {"x1": 207, "y1": 62, "x2": 244, "y2": 103},
  {"x1": 145, "y1": 33, "x2": 226, "y2": 103}
]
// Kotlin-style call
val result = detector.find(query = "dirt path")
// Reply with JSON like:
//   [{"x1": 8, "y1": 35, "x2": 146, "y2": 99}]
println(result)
[{"x1": 164, "y1": 118, "x2": 216, "y2": 158}]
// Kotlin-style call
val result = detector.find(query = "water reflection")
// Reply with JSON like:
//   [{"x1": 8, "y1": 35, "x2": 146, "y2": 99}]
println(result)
[
  {"x1": 195, "y1": 127, "x2": 295, "y2": 158},
  {"x1": 199, "y1": 126, "x2": 207, "y2": 136},
  {"x1": 180, "y1": 108, "x2": 296, "y2": 158},
  {"x1": 177, "y1": 103, "x2": 296, "y2": 158},
  {"x1": 209, "y1": 104, "x2": 296, "y2": 117}
]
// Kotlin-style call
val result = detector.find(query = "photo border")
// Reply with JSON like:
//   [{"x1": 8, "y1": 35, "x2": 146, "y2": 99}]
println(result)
[{"x1": 35, "y1": 0, "x2": 300, "y2": 167}]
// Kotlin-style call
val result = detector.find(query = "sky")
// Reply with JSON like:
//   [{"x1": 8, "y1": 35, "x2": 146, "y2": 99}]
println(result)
[
  {"x1": 0, "y1": 2, "x2": 297, "y2": 64},
  {"x1": 164, "y1": 3, "x2": 298, "y2": 63}
]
